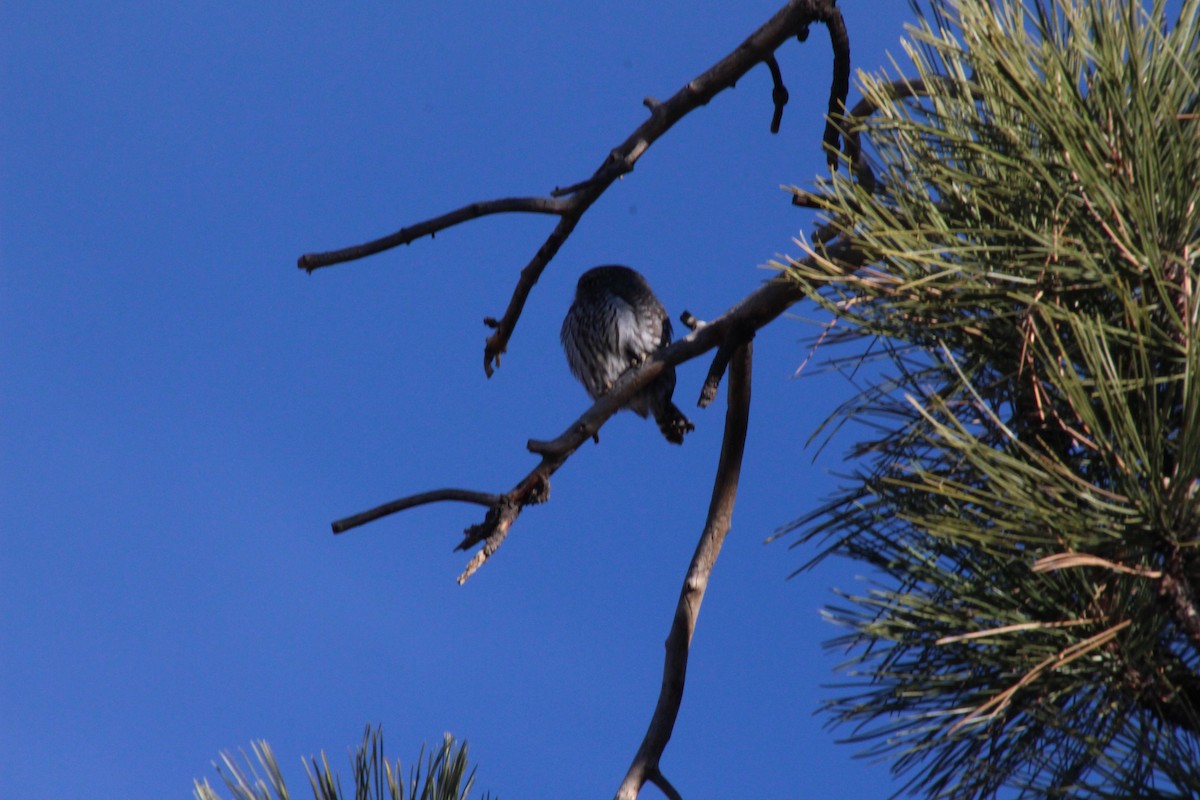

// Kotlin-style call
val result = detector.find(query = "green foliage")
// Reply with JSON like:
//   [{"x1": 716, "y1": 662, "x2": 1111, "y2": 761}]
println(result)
[
  {"x1": 193, "y1": 727, "x2": 494, "y2": 800},
  {"x1": 782, "y1": 0, "x2": 1200, "y2": 796}
]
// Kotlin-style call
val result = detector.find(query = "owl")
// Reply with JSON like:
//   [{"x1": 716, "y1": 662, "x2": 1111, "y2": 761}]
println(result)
[{"x1": 560, "y1": 265, "x2": 694, "y2": 444}]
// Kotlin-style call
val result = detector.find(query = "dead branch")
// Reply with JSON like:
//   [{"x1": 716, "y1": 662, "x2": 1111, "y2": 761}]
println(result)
[
  {"x1": 295, "y1": 198, "x2": 570, "y2": 272},
  {"x1": 296, "y1": 0, "x2": 850, "y2": 378},
  {"x1": 697, "y1": 321, "x2": 755, "y2": 408},
  {"x1": 329, "y1": 240, "x2": 864, "y2": 583},
  {"x1": 765, "y1": 54, "x2": 789, "y2": 134},
  {"x1": 331, "y1": 489, "x2": 501, "y2": 535},
  {"x1": 821, "y1": 5, "x2": 851, "y2": 165},
  {"x1": 644, "y1": 768, "x2": 683, "y2": 800},
  {"x1": 615, "y1": 339, "x2": 754, "y2": 800}
]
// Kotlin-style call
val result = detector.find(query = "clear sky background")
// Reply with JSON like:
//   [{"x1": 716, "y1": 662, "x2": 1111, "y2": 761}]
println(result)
[{"x1": 3, "y1": 2, "x2": 921, "y2": 798}]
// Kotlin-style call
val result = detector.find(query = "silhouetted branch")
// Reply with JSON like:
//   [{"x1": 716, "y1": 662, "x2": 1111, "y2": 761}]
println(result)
[
  {"x1": 698, "y1": 322, "x2": 755, "y2": 408},
  {"x1": 331, "y1": 489, "x2": 502, "y2": 535},
  {"x1": 765, "y1": 54, "x2": 789, "y2": 133},
  {"x1": 330, "y1": 240, "x2": 863, "y2": 583},
  {"x1": 615, "y1": 339, "x2": 754, "y2": 800},
  {"x1": 297, "y1": 0, "x2": 851, "y2": 378},
  {"x1": 297, "y1": 197, "x2": 571, "y2": 272},
  {"x1": 678, "y1": 310, "x2": 706, "y2": 332},
  {"x1": 821, "y1": 6, "x2": 851, "y2": 165},
  {"x1": 645, "y1": 767, "x2": 684, "y2": 800}
]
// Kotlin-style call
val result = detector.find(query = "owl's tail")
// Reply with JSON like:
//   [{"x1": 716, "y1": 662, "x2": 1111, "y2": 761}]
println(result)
[{"x1": 656, "y1": 402, "x2": 695, "y2": 445}]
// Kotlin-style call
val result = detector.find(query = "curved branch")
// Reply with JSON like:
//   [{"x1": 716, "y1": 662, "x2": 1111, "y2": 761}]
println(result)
[
  {"x1": 645, "y1": 768, "x2": 683, "y2": 800},
  {"x1": 297, "y1": 197, "x2": 571, "y2": 272},
  {"x1": 765, "y1": 54, "x2": 789, "y2": 134},
  {"x1": 298, "y1": 0, "x2": 851, "y2": 378},
  {"x1": 329, "y1": 239, "x2": 865, "y2": 583},
  {"x1": 614, "y1": 339, "x2": 754, "y2": 800},
  {"x1": 697, "y1": 321, "x2": 755, "y2": 408},
  {"x1": 821, "y1": 5, "x2": 851, "y2": 166},
  {"x1": 331, "y1": 489, "x2": 502, "y2": 535}
]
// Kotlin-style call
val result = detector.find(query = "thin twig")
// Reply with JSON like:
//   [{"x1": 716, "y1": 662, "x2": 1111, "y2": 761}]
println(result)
[
  {"x1": 297, "y1": 197, "x2": 570, "y2": 272},
  {"x1": 678, "y1": 310, "x2": 706, "y2": 332},
  {"x1": 456, "y1": 496, "x2": 522, "y2": 585},
  {"x1": 765, "y1": 54, "x2": 789, "y2": 134},
  {"x1": 614, "y1": 340, "x2": 753, "y2": 800},
  {"x1": 645, "y1": 767, "x2": 684, "y2": 800},
  {"x1": 821, "y1": 5, "x2": 851, "y2": 166},
  {"x1": 698, "y1": 322, "x2": 753, "y2": 408},
  {"x1": 791, "y1": 314, "x2": 839, "y2": 378},
  {"x1": 331, "y1": 489, "x2": 503, "y2": 534}
]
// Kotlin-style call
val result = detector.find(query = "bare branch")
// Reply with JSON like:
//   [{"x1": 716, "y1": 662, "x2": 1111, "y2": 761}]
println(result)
[
  {"x1": 331, "y1": 489, "x2": 502, "y2": 534},
  {"x1": 527, "y1": 272, "x2": 806, "y2": 451},
  {"x1": 477, "y1": 0, "x2": 847, "y2": 376},
  {"x1": 480, "y1": 212, "x2": 582, "y2": 376},
  {"x1": 297, "y1": 197, "x2": 570, "y2": 273},
  {"x1": 765, "y1": 54, "x2": 789, "y2": 134},
  {"x1": 821, "y1": 4, "x2": 851, "y2": 166},
  {"x1": 678, "y1": 310, "x2": 705, "y2": 332},
  {"x1": 297, "y1": 0, "x2": 851, "y2": 377},
  {"x1": 452, "y1": 278, "x2": 791, "y2": 573},
  {"x1": 615, "y1": 339, "x2": 754, "y2": 800},
  {"x1": 456, "y1": 495, "x2": 524, "y2": 585},
  {"x1": 329, "y1": 239, "x2": 864, "y2": 581},
  {"x1": 645, "y1": 767, "x2": 684, "y2": 800},
  {"x1": 697, "y1": 322, "x2": 755, "y2": 408}
]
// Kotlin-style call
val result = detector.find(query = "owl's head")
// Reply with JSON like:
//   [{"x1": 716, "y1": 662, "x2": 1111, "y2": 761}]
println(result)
[{"x1": 574, "y1": 265, "x2": 651, "y2": 300}]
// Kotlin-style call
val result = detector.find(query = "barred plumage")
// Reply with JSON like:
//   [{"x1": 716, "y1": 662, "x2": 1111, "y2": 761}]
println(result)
[{"x1": 560, "y1": 265, "x2": 694, "y2": 444}]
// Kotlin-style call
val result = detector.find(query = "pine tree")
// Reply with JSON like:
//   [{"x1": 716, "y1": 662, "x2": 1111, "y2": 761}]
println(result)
[{"x1": 783, "y1": 0, "x2": 1200, "y2": 795}]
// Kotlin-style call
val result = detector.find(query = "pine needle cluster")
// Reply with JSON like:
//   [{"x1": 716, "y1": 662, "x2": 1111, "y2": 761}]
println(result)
[{"x1": 193, "y1": 727, "x2": 493, "y2": 800}]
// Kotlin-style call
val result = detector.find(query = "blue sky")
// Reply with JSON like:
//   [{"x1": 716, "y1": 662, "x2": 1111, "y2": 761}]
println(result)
[{"x1": 2, "y1": 2, "x2": 920, "y2": 797}]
